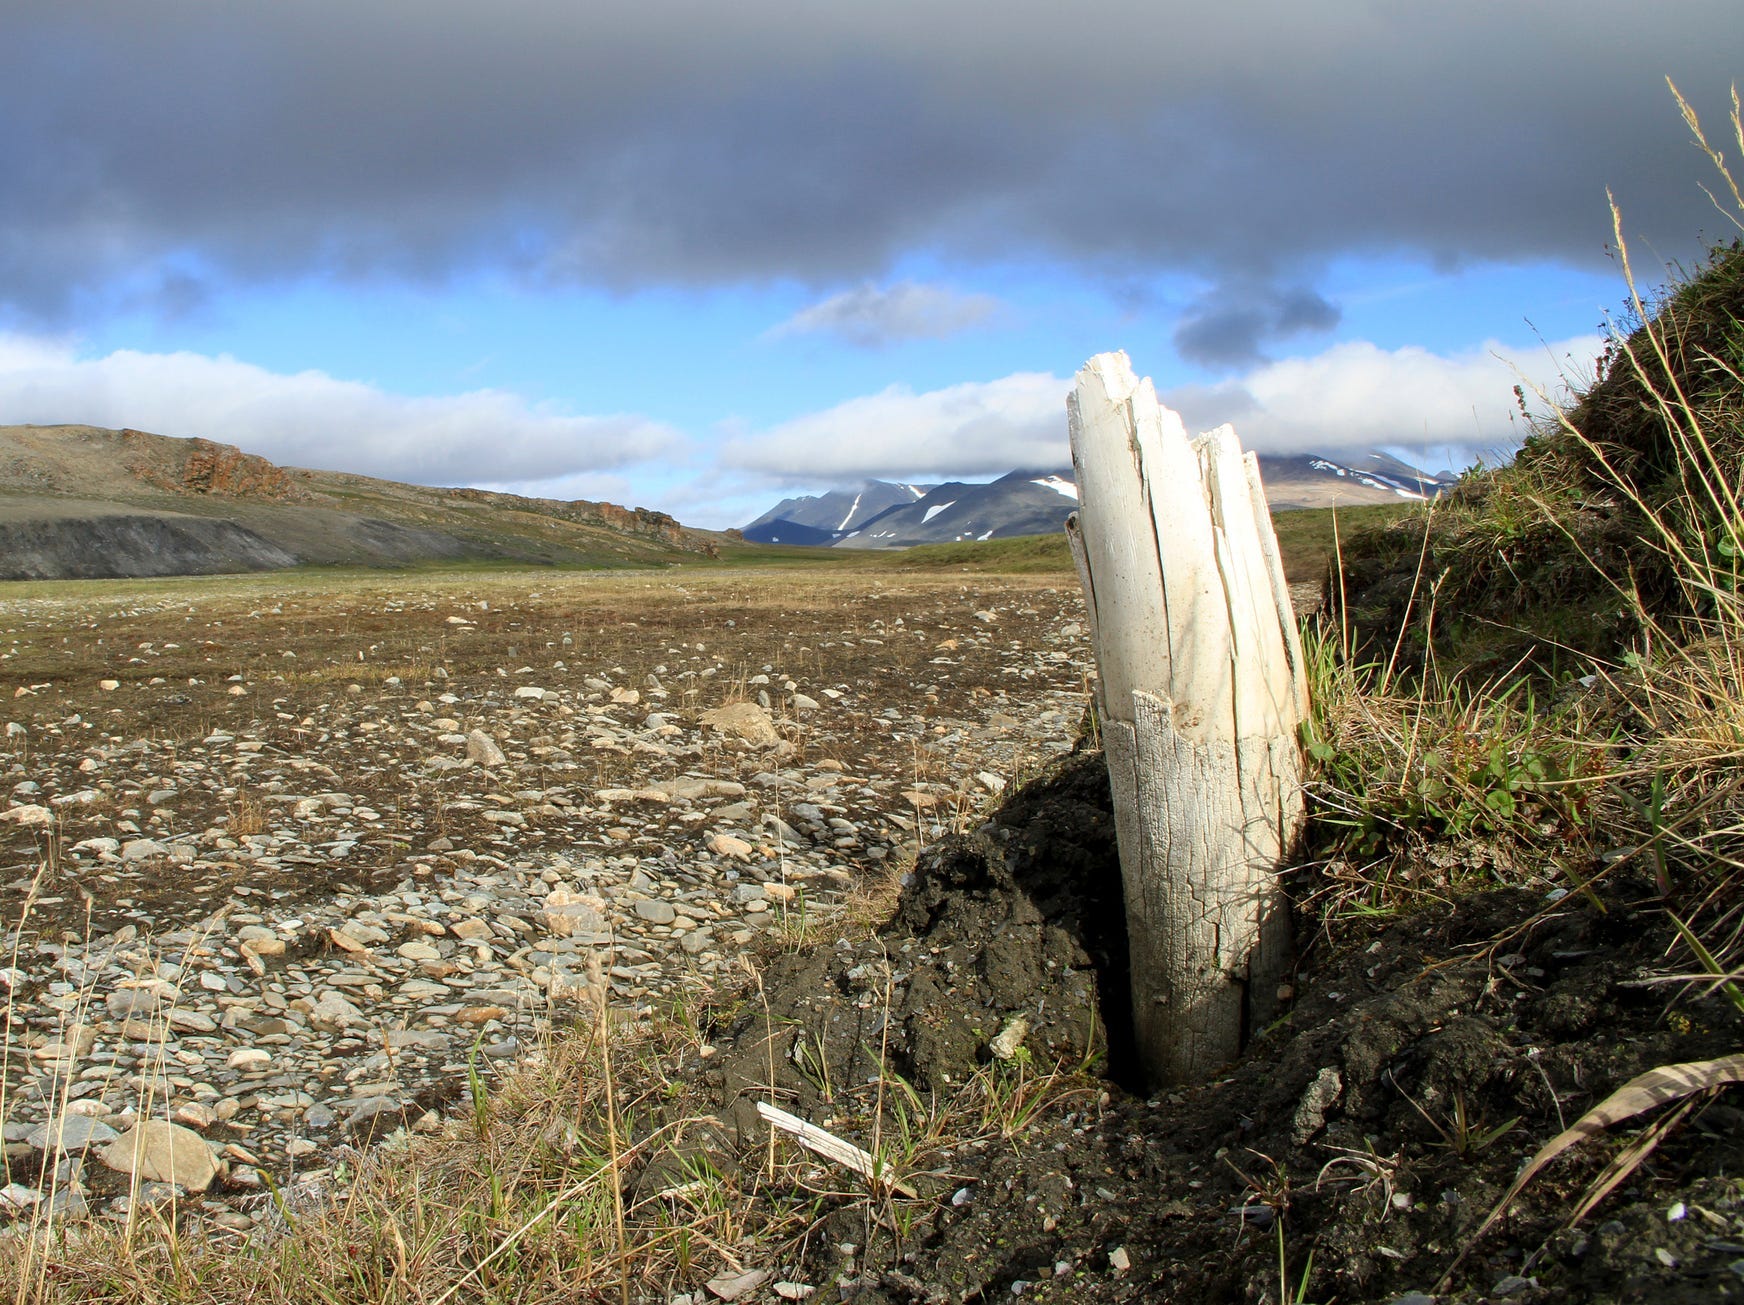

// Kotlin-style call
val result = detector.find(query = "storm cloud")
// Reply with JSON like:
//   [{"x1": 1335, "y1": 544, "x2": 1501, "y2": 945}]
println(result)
[
  {"x1": 0, "y1": 2, "x2": 1732, "y2": 325},
  {"x1": 1173, "y1": 283, "x2": 1343, "y2": 368}
]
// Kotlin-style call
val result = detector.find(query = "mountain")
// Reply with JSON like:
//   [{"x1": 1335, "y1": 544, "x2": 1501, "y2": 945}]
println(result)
[
  {"x1": 741, "y1": 479, "x2": 932, "y2": 544},
  {"x1": 834, "y1": 470, "x2": 1082, "y2": 549},
  {"x1": 0, "y1": 424, "x2": 723, "y2": 579},
  {"x1": 1258, "y1": 451, "x2": 1451, "y2": 509},
  {"x1": 746, "y1": 454, "x2": 1450, "y2": 549}
]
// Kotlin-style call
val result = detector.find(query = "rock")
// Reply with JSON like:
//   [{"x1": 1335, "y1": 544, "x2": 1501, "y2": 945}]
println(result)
[
  {"x1": 455, "y1": 1006, "x2": 508, "y2": 1026},
  {"x1": 698, "y1": 702, "x2": 781, "y2": 748},
  {"x1": 120, "y1": 838, "x2": 171, "y2": 861},
  {"x1": 671, "y1": 778, "x2": 747, "y2": 800},
  {"x1": 0, "y1": 1183, "x2": 41, "y2": 1210},
  {"x1": 465, "y1": 730, "x2": 507, "y2": 767},
  {"x1": 790, "y1": 693, "x2": 819, "y2": 713},
  {"x1": 327, "y1": 927, "x2": 372, "y2": 955},
  {"x1": 594, "y1": 787, "x2": 669, "y2": 804},
  {"x1": 310, "y1": 992, "x2": 368, "y2": 1032},
  {"x1": 543, "y1": 889, "x2": 606, "y2": 936},
  {"x1": 172, "y1": 1102, "x2": 217, "y2": 1130},
  {"x1": 706, "y1": 1269, "x2": 771, "y2": 1301},
  {"x1": 1291, "y1": 1067, "x2": 1344, "y2": 1144},
  {"x1": 101, "y1": 1121, "x2": 220, "y2": 1193},
  {"x1": 27, "y1": 1115, "x2": 120, "y2": 1153},
  {"x1": 762, "y1": 815, "x2": 805, "y2": 845},
  {"x1": 227, "y1": 1048, "x2": 272, "y2": 1070},
  {"x1": 0, "y1": 804, "x2": 52, "y2": 827},
  {"x1": 47, "y1": 1188, "x2": 89, "y2": 1220},
  {"x1": 107, "y1": 987, "x2": 164, "y2": 1019},
  {"x1": 707, "y1": 833, "x2": 755, "y2": 861},
  {"x1": 989, "y1": 1015, "x2": 1030, "y2": 1060},
  {"x1": 634, "y1": 899, "x2": 677, "y2": 925},
  {"x1": 513, "y1": 686, "x2": 547, "y2": 701},
  {"x1": 345, "y1": 1096, "x2": 408, "y2": 1143}
]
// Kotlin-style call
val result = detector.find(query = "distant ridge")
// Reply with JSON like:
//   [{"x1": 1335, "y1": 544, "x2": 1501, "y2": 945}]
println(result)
[
  {"x1": 0, "y1": 423, "x2": 723, "y2": 579},
  {"x1": 744, "y1": 454, "x2": 1449, "y2": 549}
]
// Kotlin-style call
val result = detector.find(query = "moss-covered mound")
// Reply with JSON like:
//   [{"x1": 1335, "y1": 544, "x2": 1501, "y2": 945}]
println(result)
[{"x1": 1334, "y1": 239, "x2": 1744, "y2": 679}]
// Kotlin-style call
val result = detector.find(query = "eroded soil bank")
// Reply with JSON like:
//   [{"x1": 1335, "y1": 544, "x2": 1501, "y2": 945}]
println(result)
[{"x1": 685, "y1": 751, "x2": 1744, "y2": 1304}]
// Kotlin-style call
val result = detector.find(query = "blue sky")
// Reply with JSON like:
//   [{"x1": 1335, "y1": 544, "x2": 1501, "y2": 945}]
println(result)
[{"x1": 0, "y1": 3, "x2": 1734, "y2": 529}]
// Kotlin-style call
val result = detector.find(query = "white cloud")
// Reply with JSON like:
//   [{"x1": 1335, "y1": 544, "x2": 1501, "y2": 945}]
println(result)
[
  {"x1": 722, "y1": 372, "x2": 1072, "y2": 481},
  {"x1": 772, "y1": 281, "x2": 1003, "y2": 347},
  {"x1": 1162, "y1": 335, "x2": 1607, "y2": 460},
  {"x1": 720, "y1": 334, "x2": 1609, "y2": 488},
  {"x1": 0, "y1": 336, "x2": 682, "y2": 486}
]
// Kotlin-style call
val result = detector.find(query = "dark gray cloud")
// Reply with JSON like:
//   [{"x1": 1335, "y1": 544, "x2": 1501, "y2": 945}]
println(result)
[
  {"x1": 0, "y1": 1, "x2": 1734, "y2": 322},
  {"x1": 1173, "y1": 284, "x2": 1342, "y2": 368}
]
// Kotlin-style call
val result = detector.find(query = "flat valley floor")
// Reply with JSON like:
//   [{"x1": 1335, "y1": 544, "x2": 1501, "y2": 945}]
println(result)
[{"x1": 0, "y1": 566, "x2": 1090, "y2": 1223}]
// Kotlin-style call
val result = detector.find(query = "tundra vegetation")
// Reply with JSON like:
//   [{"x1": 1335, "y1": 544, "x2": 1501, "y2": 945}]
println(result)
[{"x1": 1, "y1": 86, "x2": 1743, "y2": 1305}]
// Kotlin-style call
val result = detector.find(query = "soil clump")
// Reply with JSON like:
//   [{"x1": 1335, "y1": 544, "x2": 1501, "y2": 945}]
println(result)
[{"x1": 692, "y1": 751, "x2": 1744, "y2": 1304}]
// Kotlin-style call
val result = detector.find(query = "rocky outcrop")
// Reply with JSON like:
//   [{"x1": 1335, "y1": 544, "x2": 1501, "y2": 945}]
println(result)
[
  {"x1": 444, "y1": 486, "x2": 689, "y2": 546},
  {"x1": 592, "y1": 500, "x2": 686, "y2": 545},
  {"x1": 122, "y1": 431, "x2": 304, "y2": 502}
]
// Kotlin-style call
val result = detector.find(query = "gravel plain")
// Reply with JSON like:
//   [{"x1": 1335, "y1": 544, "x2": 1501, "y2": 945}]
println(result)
[{"x1": 0, "y1": 567, "x2": 1089, "y2": 1232}]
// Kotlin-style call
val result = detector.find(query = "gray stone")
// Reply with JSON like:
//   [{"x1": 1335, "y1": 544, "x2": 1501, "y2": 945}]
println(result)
[
  {"x1": 101, "y1": 1121, "x2": 220, "y2": 1193},
  {"x1": 309, "y1": 992, "x2": 368, "y2": 1032},
  {"x1": 106, "y1": 988, "x2": 164, "y2": 1019},
  {"x1": 698, "y1": 703, "x2": 781, "y2": 748},
  {"x1": 466, "y1": 730, "x2": 508, "y2": 767},
  {"x1": 26, "y1": 1115, "x2": 120, "y2": 1154}
]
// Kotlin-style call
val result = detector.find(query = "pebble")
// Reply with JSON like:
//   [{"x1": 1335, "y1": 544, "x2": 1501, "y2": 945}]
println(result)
[{"x1": 465, "y1": 730, "x2": 508, "y2": 767}]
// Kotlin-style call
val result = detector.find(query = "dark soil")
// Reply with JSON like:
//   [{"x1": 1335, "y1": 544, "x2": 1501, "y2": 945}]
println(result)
[{"x1": 690, "y1": 751, "x2": 1744, "y2": 1304}]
